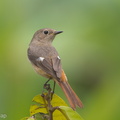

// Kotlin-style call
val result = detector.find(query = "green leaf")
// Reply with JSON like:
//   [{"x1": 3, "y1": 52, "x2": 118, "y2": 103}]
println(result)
[
  {"x1": 20, "y1": 117, "x2": 28, "y2": 120},
  {"x1": 20, "y1": 116, "x2": 35, "y2": 120},
  {"x1": 34, "y1": 113, "x2": 48, "y2": 120},
  {"x1": 58, "y1": 106, "x2": 84, "y2": 120},
  {"x1": 27, "y1": 117, "x2": 35, "y2": 120}
]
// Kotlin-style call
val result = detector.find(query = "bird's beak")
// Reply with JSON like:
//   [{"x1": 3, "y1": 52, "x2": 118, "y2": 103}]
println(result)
[{"x1": 55, "y1": 31, "x2": 63, "y2": 35}]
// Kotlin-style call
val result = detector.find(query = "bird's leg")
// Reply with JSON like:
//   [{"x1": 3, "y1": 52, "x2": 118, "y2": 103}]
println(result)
[
  {"x1": 51, "y1": 81, "x2": 56, "y2": 99},
  {"x1": 44, "y1": 78, "x2": 51, "y2": 86},
  {"x1": 52, "y1": 81, "x2": 56, "y2": 94},
  {"x1": 42, "y1": 78, "x2": 51, "y2": 94},
  {"x1": 42, "y1": 78, "x2": 56, "y2": 100}
]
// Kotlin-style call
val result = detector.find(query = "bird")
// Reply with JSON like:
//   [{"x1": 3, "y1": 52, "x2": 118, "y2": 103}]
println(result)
[{"x1": 27, "y1": 28, "x2": 83, "y2": 110}]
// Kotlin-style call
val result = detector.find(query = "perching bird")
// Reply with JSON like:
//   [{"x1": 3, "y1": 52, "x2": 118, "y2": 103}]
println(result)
[{"x1": 27, "y1": 28, "x2": 83, "y2": 110}]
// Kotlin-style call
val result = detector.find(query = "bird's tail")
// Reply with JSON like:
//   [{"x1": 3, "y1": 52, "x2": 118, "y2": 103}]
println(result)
[{"x1": 58, "y1": 71, "x2": 83, "y2": 110}]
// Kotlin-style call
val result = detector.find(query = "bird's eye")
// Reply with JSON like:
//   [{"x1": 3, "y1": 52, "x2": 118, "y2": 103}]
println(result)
[{"x1": 44, "y1": 30, "x2": 48, "y2": 34}]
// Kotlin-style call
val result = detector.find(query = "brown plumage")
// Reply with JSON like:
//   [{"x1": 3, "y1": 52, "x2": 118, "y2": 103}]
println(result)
[{"x1": 27, "y1": 28, "x2": 83, "y2": 110}]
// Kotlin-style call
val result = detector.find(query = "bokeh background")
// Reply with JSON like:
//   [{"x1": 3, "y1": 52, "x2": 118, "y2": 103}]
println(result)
[{"x1": 0, "y1": 0, "x2": 120, "y2": 120}]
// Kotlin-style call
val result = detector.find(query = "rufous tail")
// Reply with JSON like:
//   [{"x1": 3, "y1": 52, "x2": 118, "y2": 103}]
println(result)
[
  {"x1": 58, "y1": 71, "x2": 83, "y2": 110},
  {"x1": 58, "y1": 81, "x2": 83, "y2": 110}
]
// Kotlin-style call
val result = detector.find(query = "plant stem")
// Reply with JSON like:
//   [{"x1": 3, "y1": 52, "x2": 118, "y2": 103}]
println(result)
[{"x1": 43, "y1": 83, "x2": 58, "y2": 120}]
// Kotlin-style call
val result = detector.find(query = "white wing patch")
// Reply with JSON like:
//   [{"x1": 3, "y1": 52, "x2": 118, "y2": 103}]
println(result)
[
  {"x1": 57, "y1": 56, "x2": 60, "y2": 59},
  {"x1": 37, "y1": 57, "x2": 45, "y2": 62}
]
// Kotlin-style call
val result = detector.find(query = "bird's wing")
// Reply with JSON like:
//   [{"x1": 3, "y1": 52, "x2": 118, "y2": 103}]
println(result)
[{"x1": 36, "y1": 56, "x2": 62, "y2": 80}]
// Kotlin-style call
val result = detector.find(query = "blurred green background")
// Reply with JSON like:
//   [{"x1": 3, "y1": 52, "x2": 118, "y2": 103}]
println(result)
[{"x1": 0, "y1": 0, "x2": 120, "y2": 120}]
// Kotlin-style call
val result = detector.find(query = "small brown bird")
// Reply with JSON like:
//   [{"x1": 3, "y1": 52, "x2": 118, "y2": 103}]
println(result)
[{"x1": 27, "y1": 28, "x2": 83, "y2": 110}]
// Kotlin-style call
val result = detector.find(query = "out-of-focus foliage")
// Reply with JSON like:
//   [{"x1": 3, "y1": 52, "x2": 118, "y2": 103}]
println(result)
[{"x1": 0, "y1": 0, "x2": 120, "y2": 120}]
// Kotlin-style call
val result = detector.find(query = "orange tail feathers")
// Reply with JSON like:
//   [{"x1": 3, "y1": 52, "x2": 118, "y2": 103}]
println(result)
[{"x1": 58, "y1": 71, "x2": 83, "y2": 110}]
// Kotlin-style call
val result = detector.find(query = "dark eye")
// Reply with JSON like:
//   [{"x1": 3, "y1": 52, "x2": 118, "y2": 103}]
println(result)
[{"x1": 44, "y1": 30, "x2": 48, "y2": 34}]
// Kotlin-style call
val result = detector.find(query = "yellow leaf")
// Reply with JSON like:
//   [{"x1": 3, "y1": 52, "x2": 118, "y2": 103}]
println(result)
[
  {"x1": 51, "y1": 94, "x2": 68, "y2": 107},
  {"x1": 32, "y1": 94, "x2": 46, "y2": 104},
  {"x1": 53, "y1": 109, "x2": 66, "y2": 120},
  {"x1": 30, "y1": 93, "x2": 68, "y2": 118},
  {"x1": 30, "y1": 104, "x2": 48, "y2": 116},
  {"x1": 32, "y1": 93, "x2": 68, "y2": 107}
]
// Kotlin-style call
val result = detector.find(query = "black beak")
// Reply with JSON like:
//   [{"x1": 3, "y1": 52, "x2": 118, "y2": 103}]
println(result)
[{"x1": 55, "y1": 31, "x2": 63, "y2": 35}]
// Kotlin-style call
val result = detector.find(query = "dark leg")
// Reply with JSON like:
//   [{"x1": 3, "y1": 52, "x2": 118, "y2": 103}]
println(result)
[
  {"x1": 44, "y1": 78, "x2": 51, "y2": 85},
  {"x1": 42, "y1": 78, "x2": 56, "y2": 100},
  {"x1": 51, "y1": 81, "x2": 56, "y2": 99},
  {"x1": 42, "y1": 78, "x2": 51, "y2": 93},
  {"x1": 52, "y1": 81, "x2": 56, "y2": 94}
]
